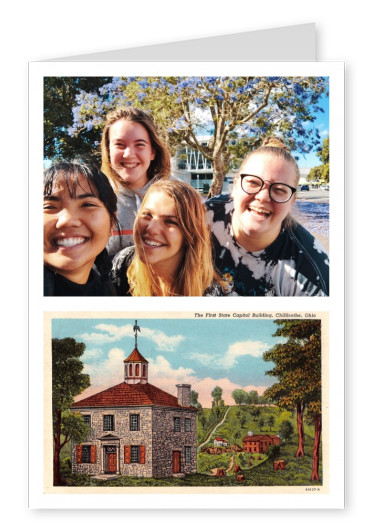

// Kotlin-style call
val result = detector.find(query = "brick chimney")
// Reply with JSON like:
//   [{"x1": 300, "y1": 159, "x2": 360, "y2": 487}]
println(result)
[{"x1": 176, "y1": 384, "x2": 191, "y2": 407}]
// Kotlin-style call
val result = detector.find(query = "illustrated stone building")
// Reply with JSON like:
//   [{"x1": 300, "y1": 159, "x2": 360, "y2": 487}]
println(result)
[
  {"x1": 242, "y1": 434, "x2": 280, "y2": 454},
  {"x1": 70, "y1": 324, "x2": 197, "y2": 478}
]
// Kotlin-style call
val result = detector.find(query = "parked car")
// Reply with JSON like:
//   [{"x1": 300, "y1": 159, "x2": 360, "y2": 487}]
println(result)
[{"x1": 300, "y1": 184, "x2": 309, "y2": 191}]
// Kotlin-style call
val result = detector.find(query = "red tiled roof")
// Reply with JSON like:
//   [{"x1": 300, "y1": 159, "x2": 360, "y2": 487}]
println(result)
[
  {"x1": 71, "y1": 382, "x2": 194, "y2": 409},
  {"x1": 124, "y1": 347, "x2": 149, "y2": 363}
]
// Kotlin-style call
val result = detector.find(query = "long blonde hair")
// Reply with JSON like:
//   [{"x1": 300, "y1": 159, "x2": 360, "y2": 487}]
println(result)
[
  {"x1": 127, "y1": 180, "x2": 218, "y2": 296},
  {"x1": 100, "y1": 107, "x2": 171, "y2": 192}
]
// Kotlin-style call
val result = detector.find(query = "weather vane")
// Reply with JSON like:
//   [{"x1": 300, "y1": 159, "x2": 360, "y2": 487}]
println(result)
[{"x1": 133, "y1": 320, "x2": 141, "y2": 347}]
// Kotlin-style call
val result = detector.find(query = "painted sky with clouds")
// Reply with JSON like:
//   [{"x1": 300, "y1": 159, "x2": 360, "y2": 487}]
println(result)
[{"x1": 51, "y1": 318, "x2": 286, "y2": 407}]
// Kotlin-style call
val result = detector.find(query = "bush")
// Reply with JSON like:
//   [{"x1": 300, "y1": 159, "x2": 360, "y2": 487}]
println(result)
[
  {"x1": 266, "y1": 444, "x2": 281, "y2": 460},
  {"x1": 60, "y1": 456, "x2": 72, "y2": 477}
]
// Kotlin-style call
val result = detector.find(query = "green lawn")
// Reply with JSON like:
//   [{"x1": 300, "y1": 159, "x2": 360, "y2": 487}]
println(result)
[{"x1": 58, "y1": 405, "x2": 322, "y2": 487}]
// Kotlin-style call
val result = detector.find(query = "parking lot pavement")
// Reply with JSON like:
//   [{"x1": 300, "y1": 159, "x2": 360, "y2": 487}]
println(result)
[{"x1": 297, "y1": 189, "x2": 329, "y2": 203}]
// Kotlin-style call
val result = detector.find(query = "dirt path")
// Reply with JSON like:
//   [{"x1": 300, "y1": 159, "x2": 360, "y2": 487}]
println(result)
[
  {"x1": 226, "y1": 455, "x2": 235, "y2": 473},
  {"x1": 198, "y1": 406, "x2": 231, "y2": 450},
  {"x1": 208, "y1": 453, "x2": 235, "y2": 476}
]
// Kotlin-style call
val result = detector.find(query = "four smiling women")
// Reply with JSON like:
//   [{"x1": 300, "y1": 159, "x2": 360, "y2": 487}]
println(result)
[{"x1": 43, "y1": 108, "x2": 329, "y2": 297}]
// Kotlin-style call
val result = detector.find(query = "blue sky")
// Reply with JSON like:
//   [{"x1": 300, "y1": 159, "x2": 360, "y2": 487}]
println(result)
[
  {"x1": 51, "y1": 318, "x2": 285, "y2": 407},
  {"x1": 294, "y1": 92, "x2": 329, "y2": 170}
]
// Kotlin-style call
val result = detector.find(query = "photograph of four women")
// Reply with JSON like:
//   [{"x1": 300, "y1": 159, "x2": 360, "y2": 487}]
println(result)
[{"x1": 43, "y1": 106, "x2": 329, "y2": 297}]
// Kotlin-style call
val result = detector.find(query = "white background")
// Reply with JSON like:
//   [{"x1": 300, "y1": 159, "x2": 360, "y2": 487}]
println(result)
[{"x1": 1, "y1": 0, "x2": 371, "y2": 527}]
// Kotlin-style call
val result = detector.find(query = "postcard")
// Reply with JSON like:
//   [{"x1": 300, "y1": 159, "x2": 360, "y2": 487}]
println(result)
[{"x1": 28, "y1": 61, "x2": 344, "y2": 509}]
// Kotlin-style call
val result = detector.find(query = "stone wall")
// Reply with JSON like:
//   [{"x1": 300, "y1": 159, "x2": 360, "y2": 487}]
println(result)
[
  {"x1": 71, "y1": 405, "x2": 197, "y2": 478},
  {"x1": 151, "y1": 407, "x2": 197, "y2": 478}
]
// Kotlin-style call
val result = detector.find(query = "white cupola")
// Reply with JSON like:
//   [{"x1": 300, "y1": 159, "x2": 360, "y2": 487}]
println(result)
[{"x1": 123, "y1": 320, "x2": 149, "y2": 384}]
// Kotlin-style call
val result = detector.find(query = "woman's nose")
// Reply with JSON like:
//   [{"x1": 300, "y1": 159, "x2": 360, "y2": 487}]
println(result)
[
  {"x1": 254, "y1": 183, "x2": 271, "y2": 201},
  {"x1": 55, "y1": 208, "x2": 81, "y2": 228},
  {"x1": 122, "y1": 146, "x2": 134, "y2": 158},
  {"x1": 146, "y1": 218, "x2": 161, "y2": 234}
]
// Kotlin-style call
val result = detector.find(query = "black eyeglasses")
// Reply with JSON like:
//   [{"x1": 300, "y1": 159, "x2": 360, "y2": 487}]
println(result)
[{"x1": 240, "y1": 174, "x2": 296, "y2": 203}]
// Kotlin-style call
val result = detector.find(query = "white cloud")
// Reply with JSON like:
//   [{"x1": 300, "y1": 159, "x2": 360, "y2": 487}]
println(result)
[
  {"x1": 222, "y1": 340, "x2": 270, "y2": 368},
  {"x1": 187, "y1": 352, "x2": 217, "y2": 366},
  {"x1": 149, "y1": 355, "x2": 196, "y2": 395},
  {"x1": 82, "y1": 348, "x2": 103, "y2": 361},
  {"x1": 83, "y1": 347, "x2": 125, "y2": 391},
  {"x1": 145, "y1": 330, "x2": 185, "y2": 351},
  {"x1": 79, "y1": 323, "x2": 185, "y2": 351}
]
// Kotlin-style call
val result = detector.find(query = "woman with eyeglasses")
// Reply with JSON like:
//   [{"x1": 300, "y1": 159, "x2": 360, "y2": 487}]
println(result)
[{"x1": 206, "y1": 137, "x2": 329, "y2": 296}]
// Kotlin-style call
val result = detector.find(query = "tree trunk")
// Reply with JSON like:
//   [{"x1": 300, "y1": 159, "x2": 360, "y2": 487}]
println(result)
[
  {"x1": 311, "y1": 414, "x2": 322, "y2": 481},
  {"x1": 53, "y1": 410, "x2": 61, "y2": 486},
  {"x1": 207, "y1": 153, "x2": 228, "y2": 198},
  {"x1": 295, "y1": 402, "x2": 305, "y2": 458}
]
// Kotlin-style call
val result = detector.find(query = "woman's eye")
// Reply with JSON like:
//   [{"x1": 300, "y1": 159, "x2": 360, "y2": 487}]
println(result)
[
  {"x1": 274, "y1": 187, "x2": 288, "y2": 195},
  {"x1": 246, "y1": 178, "x2": 260, "y2": 187},
  {"x1": 43, "y1": 203, "x2": 57, "y2": 211}
]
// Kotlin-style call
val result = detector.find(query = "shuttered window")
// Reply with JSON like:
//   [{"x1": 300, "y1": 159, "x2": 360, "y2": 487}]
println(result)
[
  {"x1": 124, "y1": 444, "x2": 145, "y2": 464},
  {"x1": 77, "y1": 445, "x2": 96, "y2": 464}
]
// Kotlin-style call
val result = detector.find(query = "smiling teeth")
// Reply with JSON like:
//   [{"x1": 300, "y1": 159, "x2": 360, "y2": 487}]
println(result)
[
  {"x1": 250, "y1": 207, "x2": 270, "y2": 215},
  {"x1": 122, "y1": 163, "x2": 138, "y2": 168},
  {"x1": 144, "y1": 240, "x2": 164, "y2": 247},
  {"x1": 56, "y1": 237, "x2": 85, "y2": 247}
]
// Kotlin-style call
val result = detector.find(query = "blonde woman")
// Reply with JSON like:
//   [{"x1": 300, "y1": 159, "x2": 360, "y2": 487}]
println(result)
[
  {"x1": 206, "y1": 137, "x2": 329, "y2": 296},
  {"x1": 101, "y1": 106, "x2": 171, "y2": 257},
  {"x1": 111, "y1": 180, "x2": 223, "y2": 296}
]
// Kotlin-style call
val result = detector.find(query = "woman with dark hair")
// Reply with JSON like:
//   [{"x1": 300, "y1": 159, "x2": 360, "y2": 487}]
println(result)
[
  {"x1": 111, "y1": 180, "x2": 223, "y2": 296},
  {"x1": 101, "y1": 106, "x2": 171, "y2": 257},
  {"x1": 206, "y1": 137, "x2": 329, "y2": 296},
  {"x1": 43, "y1": 158, "x2": 119, "y2": 296}
]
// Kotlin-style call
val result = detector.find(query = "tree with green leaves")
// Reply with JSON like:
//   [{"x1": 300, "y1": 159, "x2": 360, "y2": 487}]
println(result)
[
  {"x1": 307, "y1": 136, "x2": 329, "y2": 184},
  {"x1": 279, "y1": 419, "x2": 294, "y2": 442},
  {"x1": 246, "y1": 390, "x2": 259, "y2": 405},
  {"x1": 266, "y1": 415, "x2": 276, "y2": 432},
  {"x1": 190, "y1": 389, "x2": 202, "y2": 409},
  {"x1": 211, "y1": 385, "x2": 224, "y2": 407},
  {"x1": 52, "y1": 337, "x2": 91, "y2": 485},
  {"x1": 44, "y1": 77, "x2": 112, "y2": 161},
  {"x1": 249, "y1": 406, "x2": 261, "y2": 421},
  {"x1": 62, "y1": 76, "x2": 328, "y2": 197},
  {"x1": 263, "y1": 320, "x2": 321, "y2": 473},
  {"x1": 231, "y1": 388, "x2": 248, "y2": 405}
]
